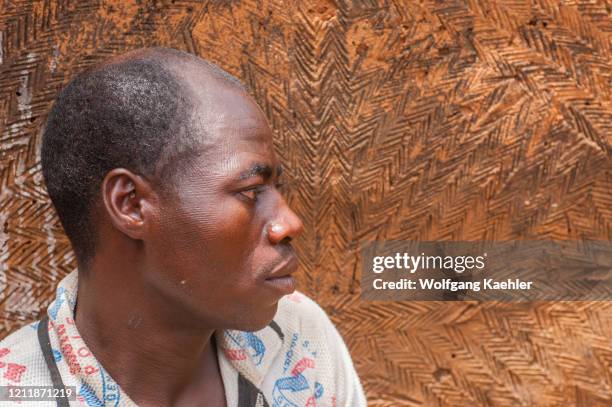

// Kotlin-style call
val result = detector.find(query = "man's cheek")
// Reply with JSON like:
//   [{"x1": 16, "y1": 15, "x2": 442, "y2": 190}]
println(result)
[
  {"x1": 209, "y1": 212, "x2": 261, "y2": 250},
  {"x1": 158, "y1": 207, "x2": 219, "y2": 245}
]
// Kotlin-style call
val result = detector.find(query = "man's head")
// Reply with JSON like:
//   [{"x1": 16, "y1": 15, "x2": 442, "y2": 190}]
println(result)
[{"x1": 41, "y1": 47, "x2": 303, "y2": 331}]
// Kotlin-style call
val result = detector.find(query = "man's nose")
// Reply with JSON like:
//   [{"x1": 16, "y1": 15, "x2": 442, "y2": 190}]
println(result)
[{"x1": 267, "y1": 201, "x2": 304, "y2": 244}]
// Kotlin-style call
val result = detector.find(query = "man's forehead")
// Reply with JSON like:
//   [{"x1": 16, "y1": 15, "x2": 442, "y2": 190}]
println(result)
[
  {"x1": 182, "y1": 69, "x2": 258, "y2": 118},
  {"x1": 175, "y1": 67, "x2": 279, "y2": 171},
  {"x1": 187, "y1": 128, "x2": 278, "y2": 177},
  {"x1": 188, "y1": 89, "x2": 272, "y2": 142},
  {"x1": 212, "y1": 118, "x2": 270, "y2": 134},
  {"x1": 199, "y1": 123, "x2": 274, "y2": 155},
  {"x1": 184, "y1": 148, "x2": 281, "y2": 186}
]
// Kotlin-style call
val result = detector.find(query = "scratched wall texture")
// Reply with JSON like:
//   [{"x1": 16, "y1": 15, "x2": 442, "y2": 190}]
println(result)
[{"x1": 0, "y1": 0, "x2": 611, "y2": 405}]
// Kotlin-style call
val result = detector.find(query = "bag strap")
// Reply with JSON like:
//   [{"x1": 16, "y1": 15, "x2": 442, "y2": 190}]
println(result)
[{"x1": 37, "y1": 314, "x2": 71, "y2": 407}]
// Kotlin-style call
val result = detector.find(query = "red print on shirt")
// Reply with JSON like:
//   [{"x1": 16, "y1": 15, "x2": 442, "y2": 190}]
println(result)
[
  {"x1": 223, "y1": 348, "x2": 247, "y2": 361},
  {"x1": 0, "y1": 348, "x2": 27, "y2": 382}
]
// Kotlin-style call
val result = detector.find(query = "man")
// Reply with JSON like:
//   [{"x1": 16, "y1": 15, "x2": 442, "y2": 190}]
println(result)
[{"x1": 0, "y1": 48, "x2": 366, "y2": 406}]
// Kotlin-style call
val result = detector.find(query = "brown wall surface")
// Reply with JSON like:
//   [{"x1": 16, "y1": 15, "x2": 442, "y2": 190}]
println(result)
[{"x1": 1, "y1": 1, "x2": 611, "y2": 405}]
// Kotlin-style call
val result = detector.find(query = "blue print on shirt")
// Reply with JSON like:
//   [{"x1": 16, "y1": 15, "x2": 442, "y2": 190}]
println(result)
[
  {"x1": 48, "y1": 287, "x2": 66, "y2": 320},
  {"x1": 227, "y1": 331, "x2": 266, "y2": 365},
  {"x1": 283, "y1": 333, "x2": 299, "y2": 373},
  {"x1": 52, "y1": 349, "x2": 62, "y2": 363},
  {"x1": 79, "y1": 381, "x2": 104, "y2": 407},
  {"x1": 273, "y1": 357, "x2": 322, "y2": 407}
]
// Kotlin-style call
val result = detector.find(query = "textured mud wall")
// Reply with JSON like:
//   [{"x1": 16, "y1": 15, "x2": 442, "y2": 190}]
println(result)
[{"x1": 1, "y1": 1, "x2": 611, "y2": 405}]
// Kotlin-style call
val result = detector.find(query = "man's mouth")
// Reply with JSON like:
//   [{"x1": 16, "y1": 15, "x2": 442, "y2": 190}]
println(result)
[{"x1": 264, "y1": 254, "x2": 299, "y2": 295}]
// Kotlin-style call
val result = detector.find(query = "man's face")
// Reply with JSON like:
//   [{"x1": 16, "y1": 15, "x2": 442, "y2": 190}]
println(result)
[{"x1": 144, "y1": 79, "x2": 303, "y2": 331}]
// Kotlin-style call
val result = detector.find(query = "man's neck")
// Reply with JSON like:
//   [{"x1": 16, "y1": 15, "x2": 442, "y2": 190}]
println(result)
[{"x1": 74, "y1": 265, "x2": 225, "y2": 406}]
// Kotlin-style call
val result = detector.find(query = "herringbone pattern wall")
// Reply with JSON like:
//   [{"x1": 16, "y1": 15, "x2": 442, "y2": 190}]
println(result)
[{"x1": 1, "y1": 1, "x2": 610, "y2": 405}]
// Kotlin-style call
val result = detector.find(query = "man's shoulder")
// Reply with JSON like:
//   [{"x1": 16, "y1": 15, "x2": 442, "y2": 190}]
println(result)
[
  {"x1": 0, "y1": 320, "x2": 50, "y2": 386},
  {"x1": 266, "y1": 291, "x2": 366, "y2": 406},
  {"x1": 0, "y1": 320, "x2": 43, "y2": 360},
  {"x1": 274, "y1": 291, "x2": 335, "y2": 334}
]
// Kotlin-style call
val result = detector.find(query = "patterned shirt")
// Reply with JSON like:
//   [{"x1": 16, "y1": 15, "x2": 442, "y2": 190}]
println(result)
[{"x1": 0, "y1": 270, "x2": 366, "y2": 406}]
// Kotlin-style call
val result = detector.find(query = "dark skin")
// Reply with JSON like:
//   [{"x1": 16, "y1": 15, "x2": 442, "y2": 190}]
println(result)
[{"x1": 74, "y1": 60, "x2": 303, "y2": 406}]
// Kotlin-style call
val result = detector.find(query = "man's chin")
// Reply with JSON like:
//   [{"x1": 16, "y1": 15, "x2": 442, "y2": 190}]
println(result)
[{"x1": 227, "y1": 301, "x2": 280, "y2": 332}]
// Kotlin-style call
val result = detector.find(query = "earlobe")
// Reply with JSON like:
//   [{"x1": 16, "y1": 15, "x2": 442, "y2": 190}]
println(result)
[{"x1": 101, "y1": 169, "x2": 154, "y2": 240}]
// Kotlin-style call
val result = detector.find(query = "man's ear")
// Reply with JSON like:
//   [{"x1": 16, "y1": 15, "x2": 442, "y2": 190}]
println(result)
[{"x1": 101, "y1": 168, "x2": 157, "y2": 240}]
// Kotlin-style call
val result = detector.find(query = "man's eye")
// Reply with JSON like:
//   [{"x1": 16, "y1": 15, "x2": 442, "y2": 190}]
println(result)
[
  {"x1": 239, "y1": 188, "x2": 260, "y2": 202},
  {"x1": 239, "y1": 182, "x2": 286, "y2": 203}
]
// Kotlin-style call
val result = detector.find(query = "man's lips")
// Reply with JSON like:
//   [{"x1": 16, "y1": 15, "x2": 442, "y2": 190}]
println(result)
[
  {"x1": 264, "y1": 254, "x2": 299, "y2": 295},
  {"x1": 266, "y1": 253, "x2": 299, "y2": 279}
]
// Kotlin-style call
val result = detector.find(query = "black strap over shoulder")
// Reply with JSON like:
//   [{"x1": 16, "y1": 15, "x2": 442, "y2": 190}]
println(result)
[{"x1": 37, "y1": 314, "x2": 71, "y2": 407}]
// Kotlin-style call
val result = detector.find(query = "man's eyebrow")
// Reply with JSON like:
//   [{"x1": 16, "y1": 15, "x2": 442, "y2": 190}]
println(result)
[{"x1": 238, "y1": 163, "x2": 283, "y2": 181}]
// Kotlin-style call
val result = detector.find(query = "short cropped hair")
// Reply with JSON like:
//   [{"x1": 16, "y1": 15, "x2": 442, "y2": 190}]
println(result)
[{"x1": 41, "y1": 47, "x2": 245, "y2": 268}]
